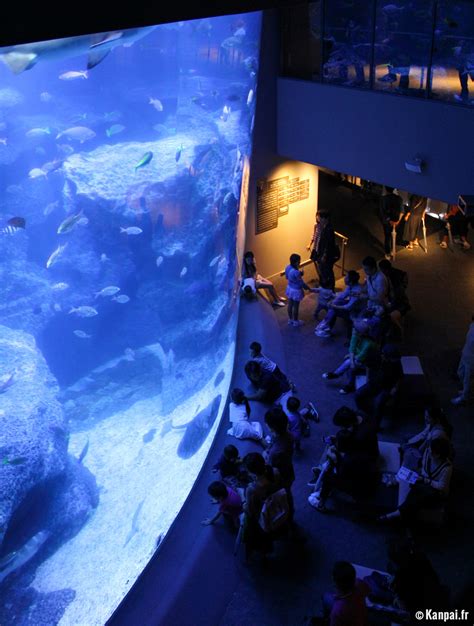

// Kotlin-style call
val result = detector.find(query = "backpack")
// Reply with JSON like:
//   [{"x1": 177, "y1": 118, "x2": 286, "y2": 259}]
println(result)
[{"x1": 259, "y1": 488, "x2": 290, "y2": 533}]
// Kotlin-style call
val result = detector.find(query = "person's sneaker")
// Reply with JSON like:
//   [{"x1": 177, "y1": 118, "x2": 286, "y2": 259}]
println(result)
[
  {"x1": 308, "y1": 493, "x2": 327, "y2": 511},
  {"x1": 384, "y1": 254, "x2": 391, "y2": 260},
  {"x1": 339, "y1": 384, "x2": 355, "y2": 394},
  {"x1": 462, "y1": 240, "x2": 471, "y2": 249},
  {"x1": 413, "y1": 240, "x2": 420, "y2": 247},
  {"x1": 293, "y1": 320, "x2": 304, "y2": 326},
  {"x1": 287, "y1": 319, "x2": 295, "y2": 326},
  {"x1": 322, "y1": 372, "x2": 337, "y2": 380},
  {"x1": 307, "y1": 477, "x2": 319, "y2": 487},
  {"x1": 440, "y1": 241, "x2": 448, "y2": 249},
  {"x1": 451, "y1": 395, "x2": 466, "y2": 406},
  {"x1": 311, "y1": 465, "x2": 322, "y2": 474},
  {"x1": 315, "y1": 328, "x2": 331, "y2": 337},
  {"x1": 273, "y1": 300, "x2": 286, "y2": 307}
]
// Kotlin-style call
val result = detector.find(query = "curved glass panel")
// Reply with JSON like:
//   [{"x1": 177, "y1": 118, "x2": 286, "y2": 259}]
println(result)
[
  {"x1": 430, "y1": 0, "x2": 474, "y2": 104},
  {"x1": 323, "y1": 0, "x2": 374, "y2": 88},
  {"x1": 374, "y1": 0, "x2": 434, "y2": 96},
  {"x1": 0, "y1": 13, "x2": 261, "y2": 625}
]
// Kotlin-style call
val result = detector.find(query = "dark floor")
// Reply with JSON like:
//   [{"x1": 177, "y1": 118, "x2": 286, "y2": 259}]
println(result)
[
  {"x1": 219, "y1": 184, "x2": 474, "y2": 626},
  {"x1": 111, "y1": 182, "x2": 474, "y2": 626}
]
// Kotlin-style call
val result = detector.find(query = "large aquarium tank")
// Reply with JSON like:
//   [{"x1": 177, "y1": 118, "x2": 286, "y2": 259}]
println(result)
[{"x1": 0, "y1": 12, "x2": 261, "y2": 625}]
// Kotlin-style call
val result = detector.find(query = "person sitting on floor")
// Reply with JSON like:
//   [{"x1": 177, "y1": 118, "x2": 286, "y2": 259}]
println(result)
[
  {"x1": 212, "y1": 444, "x2": 250, "y2": 489},
  {"x1": 400, "y1": 404, "x2": 453, "y2": 469},
  {"x1": 315, "y1": 270, "x2": 365, "y2": 338},
  {"x1": 322, "y1": 317, "x2": 380, "y2": 394},
  {"x1": 227, "y1": 388, "x2": 264, "y2": 442},
  {"x1": 245, "y1": 360, "x2": 292, "y2": 406},
  {"x1": 242, "y1": 250, "x2": 286, "y2": 306},
  {"x1": 312, "y1": 277, "x2": 335, "y2": 323},
  {"x1": 249, "y1": 341, "x2": 295, "y2": 390},
  {"x1": 379, "y1": 438, "x2": 453, "y2": 525},
  {"x1": 355, "y1": 343, "x2": 404, "y2": 427},
  {"x1": 322, "y1": 561, "x2": 371, "y2": 626},
  {"x1": 201, "y1": 481, "x2": 243, "y2": 530}
]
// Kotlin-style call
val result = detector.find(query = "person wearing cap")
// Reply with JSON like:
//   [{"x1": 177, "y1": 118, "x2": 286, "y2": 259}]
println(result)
[
  {"x1": 451, "y1": 315, "x2": 474, "y2": 406},
  {"x1": 355, "y1": 343, "x2": 403, "y2": 426}
]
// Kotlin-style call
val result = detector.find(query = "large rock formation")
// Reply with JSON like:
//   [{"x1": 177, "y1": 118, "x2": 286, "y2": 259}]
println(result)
[
  {"x1": 0, "y1": 326, "x2": 98, "y2": 554},
  {"x1": 0, "y1": 325, "x2": 67, "y2": 548}
]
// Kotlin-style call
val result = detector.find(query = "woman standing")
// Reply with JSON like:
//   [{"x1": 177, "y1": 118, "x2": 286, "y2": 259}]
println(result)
[{"x1": 403, "y1": 195, "x2": 427, "y2": 250}]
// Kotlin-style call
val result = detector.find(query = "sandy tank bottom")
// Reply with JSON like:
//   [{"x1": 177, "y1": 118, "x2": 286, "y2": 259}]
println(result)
[{"x1": 31, "y1": 342, "x2": 236, "y2": 626}]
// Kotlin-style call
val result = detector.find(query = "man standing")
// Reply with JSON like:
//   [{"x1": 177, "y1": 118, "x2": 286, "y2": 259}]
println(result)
[
  {"x1": 379, "y1": 186, "x2": 403, "y2": 259},
  {"x1": 308, "y1": 211, "x2": 338, "y2": 289},
  {"x1": 452, "y1": 315, "x2": 474, "y2": 406}
]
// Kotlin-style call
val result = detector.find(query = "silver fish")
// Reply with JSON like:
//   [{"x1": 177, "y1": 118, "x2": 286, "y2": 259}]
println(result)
[
  {"x1": 56, "y1": 126, "x2": 96, "y2": 143},
  {"x1": 59, "y1": 70, "x2": 88, "y2": 80},
  {"x1": 29, "y1": 167, "x2": 47, "y2": 179},
  {"x1": 69, "y1": 306, "x2": 98, "y2": 317},
  {"x1": 209, "y1": 255, "x2": 221, "y2": 267},
  {"x1": 95, "y1": 286, "x2": 120, "y2": 298},
  {"x1": 120, "y1": 226, "x2": 142, "y2": 235},
  {"x1": 46, "y1": 243, "x2": 68, "y2": 269},
  {"x1": 180, "y1": 266, "x2": 188, "y2": 278},
  {"x1": 156, "y1": 256, "x2": 163, "y2": 268},
  {"x1": 73, "y1": 330, "x2": 92, "y2": 338},
  {"x1": 0, "y1": 531, "x2": 50, "y2": 584},
  {"x1": 26, "y1": 127, "x2": 51, "y2": 138},
  {"x1": 112, "y1": 294, "x2": 130, "y2": 304},
  {"x1": 52, "y1": 282, "x2": 69, "y2": 290},
  {"x1": 149, "y1": 97, "x2": 163, "y2": 111},
  {"x1": 43, "y1": 200, "x2": 60, "y2": 216}
]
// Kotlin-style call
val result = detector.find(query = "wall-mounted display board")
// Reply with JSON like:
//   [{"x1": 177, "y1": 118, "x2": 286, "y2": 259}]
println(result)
[{"x1": 256, "y1": 176, "x2": 310, "y2": 234}]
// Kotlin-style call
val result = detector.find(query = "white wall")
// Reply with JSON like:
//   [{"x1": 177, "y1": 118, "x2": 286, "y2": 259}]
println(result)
[{"x1": 245, "y1": 160, "x2": 319, "y2": 279}]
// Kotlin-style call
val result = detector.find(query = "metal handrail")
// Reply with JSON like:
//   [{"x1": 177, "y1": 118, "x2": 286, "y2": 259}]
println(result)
[{"x1": 278, "y1": 230, "x2": 350, "y2": 278}]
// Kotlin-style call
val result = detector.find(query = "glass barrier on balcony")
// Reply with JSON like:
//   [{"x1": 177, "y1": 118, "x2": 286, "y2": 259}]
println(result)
[
  {"x1": 281, "y1": 0, "x2": 474, "y2": 107},
  {"x1": 430, "y1": 0, "x2": 474, "y2": 105},
  {"x1": 322, "y1": 0, "x2": 374, "y2": 89},
  {"x1": 373, "y1": 0, "x2": 433, "y2": 97}
]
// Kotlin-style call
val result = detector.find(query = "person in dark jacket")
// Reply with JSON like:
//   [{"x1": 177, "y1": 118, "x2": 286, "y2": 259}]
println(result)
[
  {"x1": 308, "y1": 211, "x2": 338, "y2": 289},
  {"x1": 379, "y1": 260, "x2": 410, "y2": 337},
  {"x1": 355, "y1": 343, "x2": 404, "y2": 426}
]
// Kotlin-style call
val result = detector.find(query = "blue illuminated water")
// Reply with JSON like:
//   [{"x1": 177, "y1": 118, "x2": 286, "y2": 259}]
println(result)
[{"x1": 0, "y1": 13, "x2": 261, "y2": 624}]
